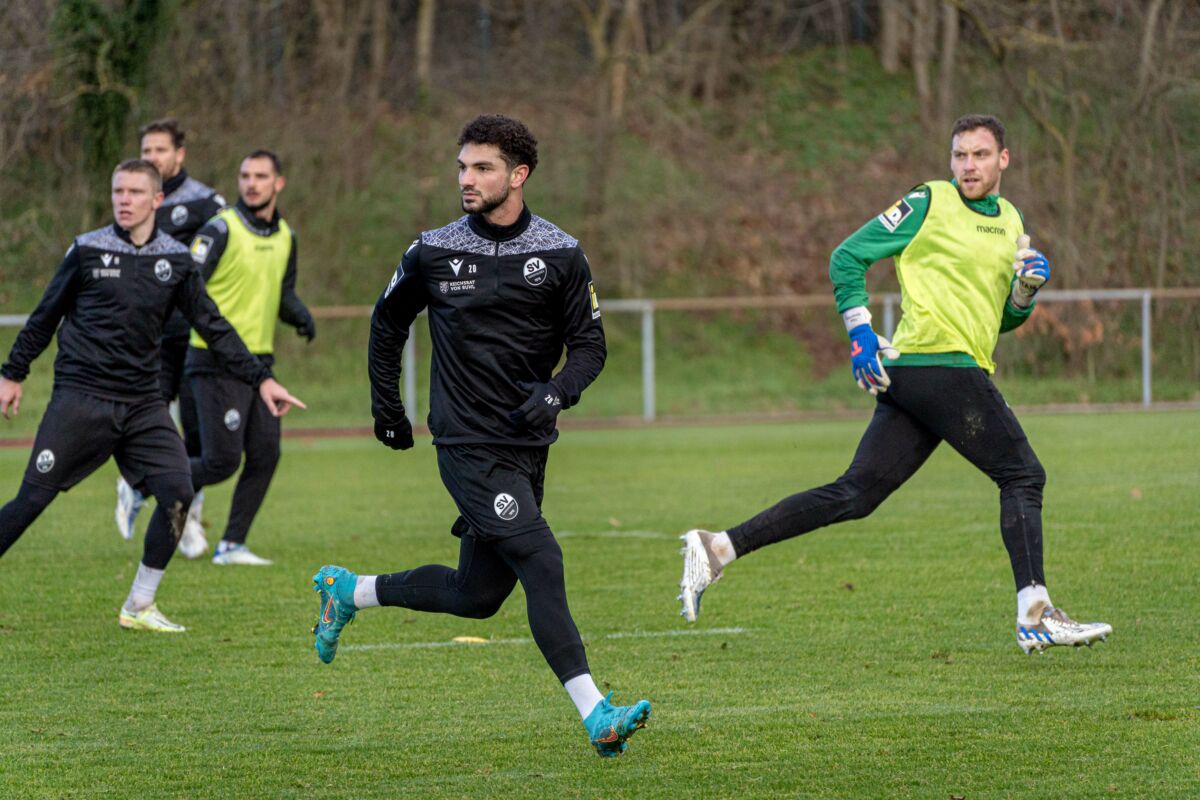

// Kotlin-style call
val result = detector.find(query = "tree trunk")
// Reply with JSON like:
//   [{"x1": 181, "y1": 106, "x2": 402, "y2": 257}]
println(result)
[
  {"x1": 1135, "y1": 0, "x2": 1166, "y2": 105},
  {"x1": 225, "y1": 0, "x2": 253, "y2": 106},
  {"x1": 879, "y1": 0, "x2": 904, "y2": 74},
  {"x1": 610, "y1": 0, "x2": 642, "y2": 122},
  {"x1": 937, "y1": 1, "x2": 958, "y2": 129},
  {"x1": 415, "y1": 0, "x2": 437, "y2": 100},
  {"x1": 911, "y1": 0, "x2": 935, "y2": 123},
  {"x1": 366, "y1": 0, "x2": 389, "y2": 112}
]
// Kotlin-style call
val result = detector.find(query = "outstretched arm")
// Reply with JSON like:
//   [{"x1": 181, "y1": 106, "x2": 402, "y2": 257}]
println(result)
[{"x1": 1, "y1": 245, "x2": 82, "y2": 384}]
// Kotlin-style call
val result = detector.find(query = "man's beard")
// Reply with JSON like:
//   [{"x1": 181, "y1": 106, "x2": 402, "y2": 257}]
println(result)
[
  {"x1": 243, "y1": 193, "x2": 274, "y2": 213},
  {"x1": 462, "y1": 186, "x2": 508, "y2": 215}
]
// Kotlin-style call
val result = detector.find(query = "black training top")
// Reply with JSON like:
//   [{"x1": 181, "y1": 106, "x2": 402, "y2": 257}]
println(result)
[
  {"x1": 369, "y1": 206, "x2": 606, "y2": 446},
  {"x1": 157, "y1": 169, "x2": 226, "y2": 342},
  {"x1": 1, "y1": 223, "x2": 271, "y2": 400}
]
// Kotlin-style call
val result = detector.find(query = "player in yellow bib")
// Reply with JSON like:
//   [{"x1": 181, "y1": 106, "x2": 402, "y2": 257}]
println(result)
[
  {"x1": 679, "y1": 115, "x2": 1111, "y2": 654},
  {"x1": 186, "y1": 149, "x2": 315, "y2": 566}
]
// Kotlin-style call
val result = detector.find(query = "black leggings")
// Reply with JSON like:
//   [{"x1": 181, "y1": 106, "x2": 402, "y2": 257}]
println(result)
[
  {"x1": 0, "y1": 472, "x2": 192, "y2": 570},
  {"x1": 376, "y1": 527, "x2": 590, "y2": 683},
  {"x1": 728, "y1": 366, "x2": 1046, "y2": 589},
  {"x1": 189, "y1": 373, "x2": 280, "y2": 544}
]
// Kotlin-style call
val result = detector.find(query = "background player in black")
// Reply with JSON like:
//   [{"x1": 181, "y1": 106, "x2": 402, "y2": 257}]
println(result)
[
  {"x1": 187, "y1": 149, "x2": 315, "y2": 566},
  {"x1": 310, "y1": 115, "x2": 651, "y2": 758},
  {"x1": 0, "y1": 160, "x2": 303, "y2": 632},
  {"x1": 115, "y1": 118, "x2": 227, "y2": 555}
]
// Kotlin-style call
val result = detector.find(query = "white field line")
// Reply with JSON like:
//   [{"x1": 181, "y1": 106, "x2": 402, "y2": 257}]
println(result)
[{"x1": 341, "y1": 626, "x2": 749, "y2": 652}]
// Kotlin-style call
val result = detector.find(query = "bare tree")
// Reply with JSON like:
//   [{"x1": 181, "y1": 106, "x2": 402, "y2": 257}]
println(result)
[
  {"x1": 314, "y1": 0, "x2": 373, "y2": 103},
  {"x1": 416, "y1": 0, "x2": 437, "y2": 99},
  {"x1": 911, "y1": 0, "x2": 936, "y2": 123},
  {"x1": 937, "y1": 1, "x2": 958, "y2": 129},
  {"x1": 879, "y1": 0, "x2": 905, "y2": 73}
]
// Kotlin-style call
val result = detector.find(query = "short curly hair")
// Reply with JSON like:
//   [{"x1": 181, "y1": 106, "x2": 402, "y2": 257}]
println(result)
[{"x1": 458, "y1": 114, "x2": 538, "y2": 175}]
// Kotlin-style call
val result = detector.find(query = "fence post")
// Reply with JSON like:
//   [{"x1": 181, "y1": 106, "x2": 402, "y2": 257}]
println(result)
[
  {"x1": 882, "y1": 295, "x2": 896, "y2": 339},
  {"x1": 403, "y1": 326, "x2": 417, "y2": 423},
  {"x1": 1141, "y1": 291, "x2": 1152, "y2": 408},
  {"x1": 641, "y1": 302, "x2": 656, "y2": 421}
]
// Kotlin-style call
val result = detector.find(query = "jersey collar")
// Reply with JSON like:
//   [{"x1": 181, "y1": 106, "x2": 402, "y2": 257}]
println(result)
[
  {"x1": 162, "y1": 168, "x2": 188, "y2": 197},
  {"x1": 110, "y1": 221, "x2": 161, "y2": 249},
  {"x1": 234, "y1": 199, "x2": 282, "y2": 235},
  {"x1": 468, "y1": 204, "x2": 531, "y2": 242},
  {"x1": 949, "y1": 178, "x2": 1001, "y2": 217}
]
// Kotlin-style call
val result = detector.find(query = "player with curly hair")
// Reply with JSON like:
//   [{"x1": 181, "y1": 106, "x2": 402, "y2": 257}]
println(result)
[{"x1": 310, "y1": 115, "x2": 651, "y2": 757}]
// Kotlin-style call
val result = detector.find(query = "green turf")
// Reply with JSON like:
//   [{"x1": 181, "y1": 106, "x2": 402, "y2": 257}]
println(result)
[{"x1": 0, "y1": 412, "x2": 1196, "y2": 798}]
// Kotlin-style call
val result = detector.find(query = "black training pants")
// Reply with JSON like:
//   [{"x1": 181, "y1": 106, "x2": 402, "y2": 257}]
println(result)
[
  {"x1": 375, "y1": 443, "x2": 590, "y2": 683},
  {"x1": 728, "y1": 366, "x2": 1046, "y2": 589},
  {"x1": 0, "y1": 390, "x2": 193, "y2": 567},
  {"x1": 188, "y1": 373, "x2": 280, "y2": 544},
  {"x1": 159, "y1": 335, "x2": 202, "y2": 458}
]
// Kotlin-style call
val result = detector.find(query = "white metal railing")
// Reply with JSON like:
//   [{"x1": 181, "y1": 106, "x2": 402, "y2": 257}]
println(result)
[
  {"x1": 4, "y1": 288, "x2": 1198, "y2": 421},
  {"x1": 604, "y1": 288, "x2": 1198, "y2": 418}
]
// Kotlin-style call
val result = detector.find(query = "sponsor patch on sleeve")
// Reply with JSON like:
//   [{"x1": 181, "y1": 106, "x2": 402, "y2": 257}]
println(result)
[
  {"x1": 190, "y1": 235, "x2": 212, "y2": 264},
  {"x1": 877, "y1": 198, "x2": 914, "y2": 233},
  {"x1": 384, "y1": 264, "x2": 404, "y2": 298},
  {"x1": 588, "y1": 281, "x2": 601, "y2": 319}
]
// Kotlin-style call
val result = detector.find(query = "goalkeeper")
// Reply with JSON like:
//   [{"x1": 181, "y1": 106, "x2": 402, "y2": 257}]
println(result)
[{"x1": 678, "y1": 114, "x2": 1111, "y2": 653}]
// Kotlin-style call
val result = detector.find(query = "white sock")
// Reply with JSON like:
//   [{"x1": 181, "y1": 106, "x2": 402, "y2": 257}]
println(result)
[
  {"x1": 1017, "y1": 584, "x2": 1052, "y2": 624},
  {"x1": 124, "y1": 563, "x2": 165, "y2": 612},
  {"x1": 710, "y1": 531, "x2": 737, "y2": 568},
  {"x1": 564, "y1": 674, "x2": 605, "y2": 719},
  {"x1": 187, "y1": 490, "x2": 204, "y2": 524},
  {"x1": 354, "y1": 575, "x2": 380, "y2": 608}
]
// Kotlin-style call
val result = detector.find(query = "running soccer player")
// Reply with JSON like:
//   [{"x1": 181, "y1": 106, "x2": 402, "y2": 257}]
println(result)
[
  {"x1": 0, "y1": 159, "x2": 303, "y2": 632},
  {"x1": 310, "y1": 115, "x2": 652, "y2": 757},
  {"x1": 186, "y1": 149, "x2": 315, "y2": 566},
  {"x1": 115, "y1": 118, "x2": 226, "y2": 557},
  {"x1": 678, "y1": 114, "x2": 1112, "y2": 654}
]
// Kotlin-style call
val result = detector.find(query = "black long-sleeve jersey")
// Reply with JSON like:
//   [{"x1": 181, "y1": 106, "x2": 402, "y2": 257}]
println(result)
[
  {"x1": 158, "y1": 169, "x2": 226, "y2": 342},
  {"x1": 369, "y1": 206, "x2": 606, "y2": 447},
  {"x1": 1, "y1": 223, "x2": 271, "y2": 400}
]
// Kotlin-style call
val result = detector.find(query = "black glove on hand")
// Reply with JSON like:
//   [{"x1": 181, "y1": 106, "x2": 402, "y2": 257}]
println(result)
[
  {"x1": 508, "y1": 381, "x2": 564, "y2": 433},
  {"x1": 374, "y1": 415, "x2": 413, "y2": 450},
  {"x1": 295, "y1": 315, "x2": 316, "y2": 343}
]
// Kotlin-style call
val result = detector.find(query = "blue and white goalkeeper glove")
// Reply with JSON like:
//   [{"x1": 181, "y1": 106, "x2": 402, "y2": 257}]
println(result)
[
  {"x1": 843, "y1": 307, "x2": 900, "y2": 396},
  {"x1": 1011, "y1": 234, "x2": 1050, "y2": 308}
]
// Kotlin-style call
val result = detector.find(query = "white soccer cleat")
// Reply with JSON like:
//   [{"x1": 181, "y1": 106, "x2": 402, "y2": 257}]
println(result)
[
  {"x1": 678, "y1": 529, "x2": 723, "y2": 622},
  {"x1": 187, "y1": 490, "x2": 204, "y2": 526},
  {"x1": 1016, "y1": 606, "x2": 1112, "y2": 654},
  {"x1": 177, "y1": 517, "x2": 209, "y2": 560},
  {"x1": 212, "y1": 541, "x2": 273, "y2": 566},
  {"x1": 119, "y1": 603, "x2": 186, "y2": 633},
  {"x1": 115, "y1": 478, "x2": 144, "y2": 541}
]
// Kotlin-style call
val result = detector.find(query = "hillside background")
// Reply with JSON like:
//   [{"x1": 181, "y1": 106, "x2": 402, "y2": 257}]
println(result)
[{"x1": 2, "y1": 0, "x2": 1198, "y2": 430}]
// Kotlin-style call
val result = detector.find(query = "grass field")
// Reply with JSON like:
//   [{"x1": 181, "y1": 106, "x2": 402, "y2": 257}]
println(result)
[{"x1": 0, "y1": 412, "x2": 1196, "y2": 799}]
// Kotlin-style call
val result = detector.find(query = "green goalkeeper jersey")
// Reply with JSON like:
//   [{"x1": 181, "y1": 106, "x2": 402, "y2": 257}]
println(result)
[{"x1": 829, "y1": 180, "x2": 1034, "y2": 373}]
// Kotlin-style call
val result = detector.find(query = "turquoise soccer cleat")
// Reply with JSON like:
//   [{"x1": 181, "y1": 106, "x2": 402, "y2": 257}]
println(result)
[
  {"x1": 584, "y1": 692, "x2": 652, "y2": 758},
  {"x1": 312, "y1": 565, "x2": 358, "y2": 664}
]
